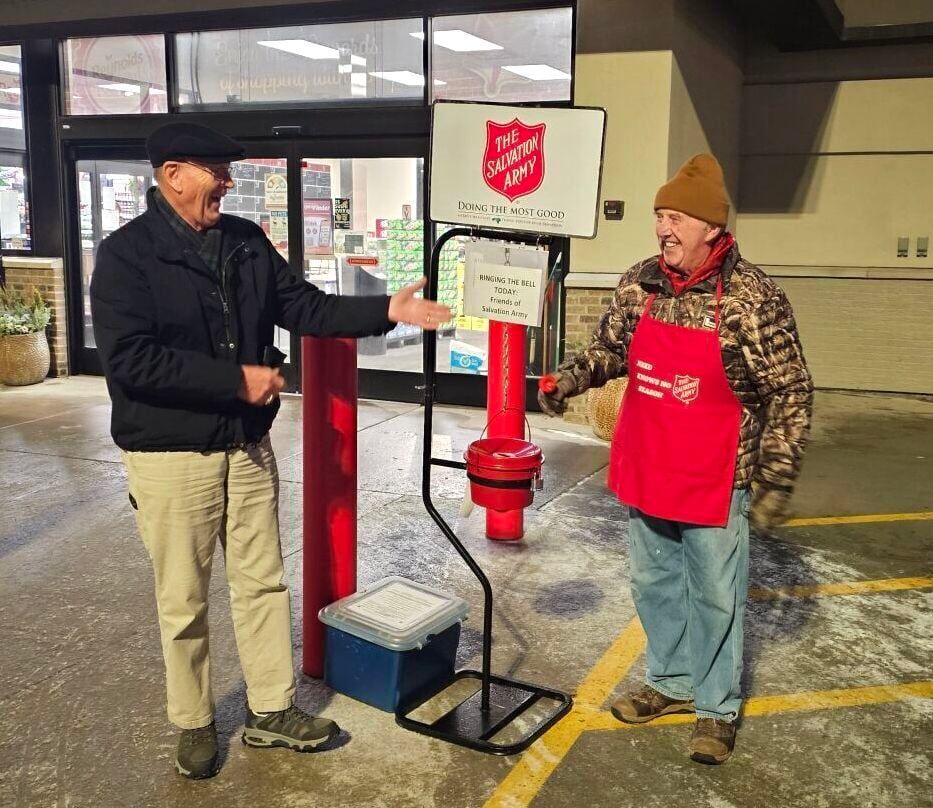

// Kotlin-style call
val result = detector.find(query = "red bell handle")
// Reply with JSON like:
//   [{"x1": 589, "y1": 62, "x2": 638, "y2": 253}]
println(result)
[{"x1": 538, "y1": 374, "x2": 559, "y2": 394}]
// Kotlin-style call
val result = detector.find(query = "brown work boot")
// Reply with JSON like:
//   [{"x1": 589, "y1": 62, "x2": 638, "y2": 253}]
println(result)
[
  {"x1": 689, "y1": 717, "x2": 737, "y2": 764},
  {"x1": 611, "y1": 685, "x2": 695, "y2": 724}
]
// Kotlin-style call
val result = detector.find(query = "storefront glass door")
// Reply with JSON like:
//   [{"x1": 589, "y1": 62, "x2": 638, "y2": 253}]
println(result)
[
  {"x1": 70, "y1": 145, "x2": 565, "y2": 404},
  {"x1": 75, "y1": 159, "x2": 153, "y2": 352},
  {"x1": 70, "y1": 151, "x2": 298, "y2": 382}
]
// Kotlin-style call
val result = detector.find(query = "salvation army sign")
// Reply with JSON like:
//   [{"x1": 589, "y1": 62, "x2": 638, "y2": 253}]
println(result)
[
  {"x1": 483, "y1": 119, "x2": 546, "y2": 202},
  {"x1": 431, "y1": 101, "x2": 606, "y2": 238}
]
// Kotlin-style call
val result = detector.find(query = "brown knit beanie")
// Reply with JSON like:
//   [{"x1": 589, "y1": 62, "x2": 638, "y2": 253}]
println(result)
[{"x1": 654, "y1": 154, "x2": 729, "y2": 226}]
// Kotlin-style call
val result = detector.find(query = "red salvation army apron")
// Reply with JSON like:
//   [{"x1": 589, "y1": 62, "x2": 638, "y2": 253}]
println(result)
[{"x1": 607, "y1": 278, "x2": 742, "y2": 527}]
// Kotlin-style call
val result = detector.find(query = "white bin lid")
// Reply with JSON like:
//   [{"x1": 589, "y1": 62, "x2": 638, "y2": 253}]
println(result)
[{"x1": 319, "y1": 576, "x2": 469, "y2": 651}]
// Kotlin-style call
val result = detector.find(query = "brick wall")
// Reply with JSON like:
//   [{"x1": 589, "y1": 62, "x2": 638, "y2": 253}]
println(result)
[
  {"x1": 562, "y1": 287, "x2": 614, "y2": 424},
  {"x1": 2, "y1": 258, "x2": 69, "y2": 378}
]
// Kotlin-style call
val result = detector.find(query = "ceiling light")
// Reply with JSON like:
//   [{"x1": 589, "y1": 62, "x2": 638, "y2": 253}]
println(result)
[
  {"x1": 433, "y1": 79, "x2": 446, "y2": 86},
  {"x1": 98, "y1": 83, "x2": 141, "y2": 94},
  {"x1": 0, "y1": 61, "x2": 20, "y2": 74},
  {"x1": 369, "y1": 71, "x2": 425, "y2": 87},
  {"x1": 351, "y1": 55, "x2": 367, "y2": 66},
  {"x1": 149, "y1": 88, "x2": 167, "y2": 95},
  {"x1": 502, "y1": 64, "x2": 571, "y2": 81},
  {"x1": 409, "y1": 30, "x2": 502, "y2": 52},
  {"x1": 257, "y1": 39, "x2": 339, "y2": 60}
]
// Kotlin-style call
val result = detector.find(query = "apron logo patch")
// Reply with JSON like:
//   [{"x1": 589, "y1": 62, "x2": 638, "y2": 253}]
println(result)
[{"x1": 672, "y1": 374, "x2": 700, "y2": 404}]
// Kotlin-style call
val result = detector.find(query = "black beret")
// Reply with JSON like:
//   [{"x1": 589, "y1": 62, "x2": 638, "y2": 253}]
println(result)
[{"x1": 146, "y1": 122, "x2": 245, "y2": 167}]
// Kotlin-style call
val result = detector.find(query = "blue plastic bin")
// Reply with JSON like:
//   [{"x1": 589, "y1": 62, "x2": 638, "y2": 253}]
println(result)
[{"x1": 320, "y1": 577, "x2": 469, "y2": 713}]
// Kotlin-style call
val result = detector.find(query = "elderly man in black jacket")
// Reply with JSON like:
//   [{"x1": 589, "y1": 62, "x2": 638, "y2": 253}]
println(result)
[{"x1": 91, "y1": 123, "x2": 450, "y2": 780}]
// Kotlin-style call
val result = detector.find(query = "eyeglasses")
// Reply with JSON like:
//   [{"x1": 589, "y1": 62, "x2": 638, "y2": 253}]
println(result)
[{"x1": 184, "y1": 162, "x2": 234, "y2": 183}]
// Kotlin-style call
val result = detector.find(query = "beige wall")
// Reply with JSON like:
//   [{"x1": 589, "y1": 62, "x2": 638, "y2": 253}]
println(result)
[
  {"x1": 668, "y1": 0, "x2": 743, "y2": 209},
  {"x1": 668, "y1": 56, "x2": 740, "y2": 229},
  {"x1": 736, "y1": 70, "x2": 933, "y2": 394},
  {"x1": 836, "y1": 0, "x2": 933, "y2": 28},
  {"x1": 571, "y1": 6, "x2": 933, "y2": 395},
  {"x1": 738, "y1": 153, "x2": 933, "y2": 269},
  {"x1": 736, "y1": 76, "x2": 933, "y2": 269},
  {"x1": 570, "y1": 0, "x2": 743, "y2": 275},
  {"x1": 743, "y1": 78, "x2": 933, "y2": 155},
  {"x1": 571, "y1": 50, "x2": 674, "y2": 274},
  {"x1": 781, "y1": 278, "x2": 933, "y2": 394}
]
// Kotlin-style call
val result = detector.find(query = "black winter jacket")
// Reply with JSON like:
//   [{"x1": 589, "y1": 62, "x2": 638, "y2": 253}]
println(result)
[{"x1": 90, "y1": 188, "x2": 393, "y2": 452}]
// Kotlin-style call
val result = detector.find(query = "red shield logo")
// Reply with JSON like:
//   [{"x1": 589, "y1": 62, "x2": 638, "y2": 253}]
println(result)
[
  {"x1": 672, "y1": 375, "x2": 700, "y2": 404},
  {"x1": 483, "y1": 118, "x2": 546, "y2": 202}
]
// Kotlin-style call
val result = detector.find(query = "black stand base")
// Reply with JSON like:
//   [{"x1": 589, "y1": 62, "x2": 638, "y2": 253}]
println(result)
[
  {"x1": 407, "y1": 225, "x2": 573, "y2": 756},
  {"x1": 396, "y1": 669, "x2": 573, "y2": 756}
]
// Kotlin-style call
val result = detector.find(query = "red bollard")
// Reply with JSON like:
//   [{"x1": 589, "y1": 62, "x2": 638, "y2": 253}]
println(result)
[
  {"x1": 301, "y1": 336, "x2": 358, "y2": 677},
  {"x1": 485, "y1": 320, "x2": 527, "y2": 541}
]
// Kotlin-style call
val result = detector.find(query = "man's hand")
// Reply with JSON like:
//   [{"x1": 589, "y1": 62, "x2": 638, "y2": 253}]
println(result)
[
  {"x1": 748, "y1": 482, "x2": 789, "y2": 533},
  {"x1": 388, "y1": 277, "x2": 452, "y2": 331},
  {"x1": 537, "y1": 372, "x2": 577, "y2": 417},
  {"x1": 238, "y1": 365, "x2": 285, "y2": 406}
]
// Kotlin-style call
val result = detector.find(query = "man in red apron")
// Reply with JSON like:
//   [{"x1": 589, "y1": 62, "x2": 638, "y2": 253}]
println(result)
[{"x1": 539, "y1": 154, "x2": 813, "y2": 764}]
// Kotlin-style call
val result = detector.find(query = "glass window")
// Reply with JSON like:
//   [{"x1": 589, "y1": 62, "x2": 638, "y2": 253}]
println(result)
[
  {"x1": 430, "y1": 8, "x2": 572, "y2": 103},
  {"x1": 77, "y1": 160, "x2": 154, "y2": 348},
  {"x1": 62, "y1": 35, "x2": 169, "y2": 115},
  {"x1": 0, "y1": 45, "x2": 24, "y2": 132},
  {"x1": 0, "y1": 156, "x2": 29, "y2": 251},
  {"x1": 301, "y1": 157, "x2": 435, "y2": 372},
  {"x1": 0, "y1": 45, "x2": 29, "y2": 251},
  {"x1": 175, "y1": 19, "x2": 424, "y2": 109}
]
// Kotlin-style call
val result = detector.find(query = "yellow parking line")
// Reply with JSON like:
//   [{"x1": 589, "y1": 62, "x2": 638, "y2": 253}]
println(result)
[
  {"x1": 783, "y1": 511, "x2": 933, "y2": 527},
  {"x1": 585, "y1": 680, "x2": 933, "y2": 731},
  {"x1": 484, "y1": 575, "x2": 930, "y2": 808},
  {"x1": 575, "y1": 617, "x2": 647, "y2": 707},
  {"x1": 750, "y1": 576, "x2": 933, "y2": 601},
  {"x1": 482, "y1": 619, "x2": 646, "y2": 808}
]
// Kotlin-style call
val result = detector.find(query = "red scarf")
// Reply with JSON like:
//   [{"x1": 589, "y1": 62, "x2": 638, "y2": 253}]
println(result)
[{"x1": 659, "y1": 232, "x2": 735, "y2": 295}]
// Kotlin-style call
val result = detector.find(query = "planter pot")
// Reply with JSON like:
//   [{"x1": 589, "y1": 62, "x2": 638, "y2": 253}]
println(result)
[
  {"x1": 585, "y1": 376, "x2": 628, "y2": 441},
  {"x1": 0, "y1": 331, "x2": 51, "y2": 386}
]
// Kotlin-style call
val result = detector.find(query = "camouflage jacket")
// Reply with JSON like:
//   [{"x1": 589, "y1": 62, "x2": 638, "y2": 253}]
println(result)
[{"x1": 559, "y1": 242, "x2": 814, "y2": 504}]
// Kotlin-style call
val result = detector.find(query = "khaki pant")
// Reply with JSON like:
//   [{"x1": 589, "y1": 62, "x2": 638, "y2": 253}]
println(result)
[{"x1": 123, "y1": 436, "x2": 295, "y2": 729}]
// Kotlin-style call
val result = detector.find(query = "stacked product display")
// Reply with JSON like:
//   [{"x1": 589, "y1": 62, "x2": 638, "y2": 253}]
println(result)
[{"x1": 378, "y1": 219, "x2": 458, "y2": 346}]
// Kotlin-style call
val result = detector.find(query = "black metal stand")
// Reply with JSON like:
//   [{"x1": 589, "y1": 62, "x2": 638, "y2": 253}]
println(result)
[{"x1": 395, "y1": 226, "x2": 573, "y2": 755}]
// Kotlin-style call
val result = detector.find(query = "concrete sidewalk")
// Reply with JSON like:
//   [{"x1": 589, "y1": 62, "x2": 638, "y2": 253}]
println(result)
[{"x1": 1, "y1": 377, "x2": 930, "y2": 808}]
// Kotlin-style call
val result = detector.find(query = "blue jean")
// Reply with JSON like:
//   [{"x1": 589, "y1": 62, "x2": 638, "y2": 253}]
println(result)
[{"x1": 628, "y1": 488, "x2": 749, "y2": 722}]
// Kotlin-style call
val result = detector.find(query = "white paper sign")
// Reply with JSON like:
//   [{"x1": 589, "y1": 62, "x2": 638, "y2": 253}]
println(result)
[
  {"x1": 462, "y1": 242, "x2": 548, "y2": 326},
  {"x1": 344, "y1": 582, "x2": 447, "y2": 632},
  {"x1": 430, "y1": 102, "x2": 606, "y2": 239}
]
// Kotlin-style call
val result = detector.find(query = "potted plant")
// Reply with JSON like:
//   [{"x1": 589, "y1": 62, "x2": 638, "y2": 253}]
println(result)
[{"x1": 0, "y1": 286, "x2": 51, "y2": 386}]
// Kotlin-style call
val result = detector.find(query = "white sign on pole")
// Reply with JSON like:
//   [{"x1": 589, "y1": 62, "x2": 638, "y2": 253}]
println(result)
[
  {"x1": 462, "y1": 241, "x2": 549, "y2": 327},
  {"x1": 430, "y1": 101, "x2": 606, "y2": 239}
]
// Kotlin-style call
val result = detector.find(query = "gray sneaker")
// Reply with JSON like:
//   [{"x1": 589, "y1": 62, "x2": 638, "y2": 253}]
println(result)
[
  {"x1": 242, "y1": 704, "x2": 339, "y2": 752},
  {"x1": 175, "y1": 722, "x2": 218, "y2": 779}
]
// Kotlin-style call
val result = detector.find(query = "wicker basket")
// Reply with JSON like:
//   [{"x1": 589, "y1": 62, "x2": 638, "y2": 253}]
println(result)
[
  {"x1": 585, "y1": 377, "x2": 628, "y2": 441},
  {"x1": 0, "y1": 331, "x2": 50, "y2": 386}
]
